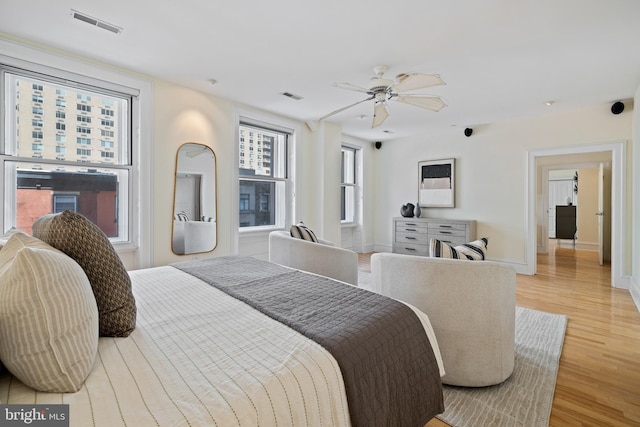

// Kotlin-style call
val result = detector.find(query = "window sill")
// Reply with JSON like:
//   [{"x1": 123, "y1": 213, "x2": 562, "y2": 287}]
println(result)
[{"x1": 341, "y1": 222, "x2": 358, "y2": 228}]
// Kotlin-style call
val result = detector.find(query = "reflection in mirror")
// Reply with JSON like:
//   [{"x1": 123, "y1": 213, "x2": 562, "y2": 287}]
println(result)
[{"x1": 172, "y1": 143, "x2": 217, "y2": 255}]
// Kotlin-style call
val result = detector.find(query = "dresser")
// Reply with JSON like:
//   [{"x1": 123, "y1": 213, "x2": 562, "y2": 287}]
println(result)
[{"x1": 392, "y1": 217, "x2": 476, "y2": 257}]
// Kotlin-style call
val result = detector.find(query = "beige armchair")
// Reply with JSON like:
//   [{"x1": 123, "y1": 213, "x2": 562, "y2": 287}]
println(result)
[
  {"x1": 268, "y1": 231, "x2": 359, "y2": 286},
  {"x1": 371, "y1": 253, "x2": 516, "y2": 387}
]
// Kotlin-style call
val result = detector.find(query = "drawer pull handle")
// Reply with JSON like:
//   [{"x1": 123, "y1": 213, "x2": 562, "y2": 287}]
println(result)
[
  {"x1": 439, "y1": 225, "x2": 453, "y2": 228},
  {"x1": 405, "y1": 237, "x2": 417, "y2": 240},
  {"x1": 440, "y1": 231, "x2": 452, "y2": 234},
  {"x1": 405, "y1": 223, "x2": 417, "y2": 226},
  {"x1": 405, "y1": 228, "x2": 417, "y2": 232},
  {"x1": 405, "y1": 247, "x2": 416, "y2": 251}
]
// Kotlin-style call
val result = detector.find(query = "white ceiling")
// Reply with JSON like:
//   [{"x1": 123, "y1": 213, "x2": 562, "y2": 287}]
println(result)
[{"x1": 1, "y1": 0, "x2": 639, "y2": 141}]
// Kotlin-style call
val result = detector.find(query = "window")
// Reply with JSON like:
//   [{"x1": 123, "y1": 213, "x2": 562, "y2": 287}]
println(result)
[
  {"x1": 238, "y1": 121, "x2": 290, "y2": 229},
  {"x1": 239, "y1": 193, "x2": 250, "y2": 211},
  {"x1": 1, "y1": 64, "x2": 132, "y2": 241},
  {"x1": 53, "y1": 194, "x2": 77, "y2": 213},
  {"x1": 341, "y1": 146, "x2": 357, "y2": 223}
]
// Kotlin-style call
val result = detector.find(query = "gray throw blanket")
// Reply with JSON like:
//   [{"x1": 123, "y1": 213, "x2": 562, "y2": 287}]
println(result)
[{"x1": 172, "y1": 256, "x2": 443, "y2": 427}]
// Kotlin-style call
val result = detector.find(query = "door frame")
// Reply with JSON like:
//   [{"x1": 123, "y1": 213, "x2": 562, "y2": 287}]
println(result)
[{"x1": 526, "y1": 141, "x2": 627, "y2": 289}]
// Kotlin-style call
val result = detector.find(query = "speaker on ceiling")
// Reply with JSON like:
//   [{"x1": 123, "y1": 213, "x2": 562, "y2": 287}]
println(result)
[
  {"x1": 464, "y1": 128, "x2": 473, "y2": 137},
  {"x1": 611, "y1": 101, "x2": 624, "y2": 115},
  {"x1": 374, "y1": 141, "x2": 382, "y2": 149}
]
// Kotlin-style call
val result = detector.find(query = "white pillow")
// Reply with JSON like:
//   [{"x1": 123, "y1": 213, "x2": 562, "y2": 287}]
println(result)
[{"x1": 0, "y1": 232, "x2": 99, "y2": 392}]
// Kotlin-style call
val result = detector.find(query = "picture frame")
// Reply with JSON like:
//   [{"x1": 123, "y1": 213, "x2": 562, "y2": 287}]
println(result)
[{"x1": 418, "y1": 158, "x2": 455, "y2": 207}]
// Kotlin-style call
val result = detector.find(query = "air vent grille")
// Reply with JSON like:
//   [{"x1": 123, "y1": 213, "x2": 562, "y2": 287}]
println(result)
[
  {"x1": 71, "y1": 10, "x2": 122, "y2": 34},
  {"x1": 281, "y1": 92, "x2": 304, "y2": 101}
]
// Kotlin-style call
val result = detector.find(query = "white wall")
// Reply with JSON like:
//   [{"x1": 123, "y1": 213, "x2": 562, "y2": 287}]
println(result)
[
  {"x1": 373, "y1": 105, "x2": 633, "y2": 275},
  {"x1": 632, "y1": 87, "x2": 640, "y2": 310}
]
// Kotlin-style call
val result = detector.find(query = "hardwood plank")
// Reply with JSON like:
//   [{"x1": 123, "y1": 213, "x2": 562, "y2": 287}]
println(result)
[{"x1": 360, "y1": 245, "x2": 640, "y2": 426}]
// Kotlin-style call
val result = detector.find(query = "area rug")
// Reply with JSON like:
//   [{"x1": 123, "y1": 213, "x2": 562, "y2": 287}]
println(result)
[{"x1": 436, "y1": 306, "x2": 567, "y2": 427}]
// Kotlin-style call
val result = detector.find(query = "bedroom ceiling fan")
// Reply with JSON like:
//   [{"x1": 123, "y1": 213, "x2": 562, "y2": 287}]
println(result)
[{"x1": 319, "y1": 65, "x2": 447, "y2": 128}]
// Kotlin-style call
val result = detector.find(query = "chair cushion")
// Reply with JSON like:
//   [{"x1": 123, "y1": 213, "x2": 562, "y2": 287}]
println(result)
[
  {"x1": 429, "y1": 237, "x2": 489, "y2": 260},
  {"x1": 32, "y1": 210, "x2": 136, "y2": 337},
  {"x1": 290, "y1": 221, "x2": 318, "y2": 242},
  {"x1": 0, "y1": 232, "x2": 98, "y2": 392}
]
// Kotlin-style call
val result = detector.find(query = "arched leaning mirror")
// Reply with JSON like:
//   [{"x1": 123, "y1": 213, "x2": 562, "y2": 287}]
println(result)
[{"x1": 172, "y1": 142, "x2": 217, "y2": 255}]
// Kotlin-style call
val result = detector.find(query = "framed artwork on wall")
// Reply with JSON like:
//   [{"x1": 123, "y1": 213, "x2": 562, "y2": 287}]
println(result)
[{"x1": 418, "y1": 158, "x2": 455, "y2": 207}]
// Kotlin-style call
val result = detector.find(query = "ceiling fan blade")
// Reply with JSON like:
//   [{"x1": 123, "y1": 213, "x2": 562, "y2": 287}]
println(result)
[
  {"x1": 331, "y1": 82, "x2": 370, "y2": 93},
  {"x1": 394, "y1": 95, "x2": 446, "y2": 111},
  {"x1": 319, "y1": 95, "x2": 375, "y2": 121},
  {"x1": 372, "y1": 102, "x2": 389, "y2": 128},
  {"x1": 394, "y1": 73, "x2": 445, "y2": 92}
]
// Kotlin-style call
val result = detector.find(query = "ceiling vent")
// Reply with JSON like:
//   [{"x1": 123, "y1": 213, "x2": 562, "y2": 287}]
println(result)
[
  {"x1": 71, "y1": 10, "x2": 122, "y2": 34},
  {"x1": 281, "y1": 92, "x2": 304, "y2": 101}
]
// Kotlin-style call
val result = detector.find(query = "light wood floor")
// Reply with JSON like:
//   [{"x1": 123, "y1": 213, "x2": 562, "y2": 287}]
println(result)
[{"x1": 359, "y1": 248, "x2": 640, "y2": 427}]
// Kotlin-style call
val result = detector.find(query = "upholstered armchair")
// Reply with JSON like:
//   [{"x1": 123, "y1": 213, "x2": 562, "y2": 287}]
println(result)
[
  {"x1": 371, "y1": 253, "x2": 516, "y2": 387},
  {"x1": 268, "y1": 230, "x2": 359, "y2": 286}
]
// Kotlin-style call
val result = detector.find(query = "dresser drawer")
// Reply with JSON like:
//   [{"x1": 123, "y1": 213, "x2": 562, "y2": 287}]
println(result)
[
  {"x1": 428, "y1": 222, "x2": 467, "y2": 233},
  {"x1": 395, "y1": 220, "x2": 429, "y2": 234},
  {"x1": 427, "y1": 227, "x2": 466, "y2": 238},
  {"x1": 393, "y1": 242, "x2": 429, "y2": 257},
  {"x1": 395, "y1": 231, "x2": 430, "y2": 245}
]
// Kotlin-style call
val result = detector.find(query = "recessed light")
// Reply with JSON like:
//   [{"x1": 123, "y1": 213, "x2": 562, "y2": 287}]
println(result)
[
  {"x1": 545, "y1": 101, "x2": 555, "y2": 106},
  {"x1": 208, "y1": 79, "x2": 218, "y2": 85}
]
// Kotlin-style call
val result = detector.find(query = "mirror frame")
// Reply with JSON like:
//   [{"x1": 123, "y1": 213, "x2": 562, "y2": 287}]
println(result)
[{"x1": 171, "y1": 142, "x2": 218, "y2": 255}]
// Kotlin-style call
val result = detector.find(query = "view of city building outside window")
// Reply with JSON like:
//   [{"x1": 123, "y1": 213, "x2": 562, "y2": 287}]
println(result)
[
  {"x1": 238, "y1": 124, "x2": 287, "y2": 228},
  {"x1": 341, "y1": 146, "x2": 356, "y2": 223},
  {"x1": 2, "y1": 68, "x2": 130, "y2": 239}
]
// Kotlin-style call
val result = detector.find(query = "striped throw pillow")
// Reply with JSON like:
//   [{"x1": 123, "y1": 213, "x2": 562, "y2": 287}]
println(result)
[
  {"x1": 290, "y1": 222, "x2": 318, "y2": 242},
  {"x1": 430, "y1": 237, "x2": 489, "y2": 260},
  {"x1": 175, "y1": 211, "x2": 190, "y2": 221},
  {"x1": 0, "y1": 233, "x2": 98, "y2": 392}
]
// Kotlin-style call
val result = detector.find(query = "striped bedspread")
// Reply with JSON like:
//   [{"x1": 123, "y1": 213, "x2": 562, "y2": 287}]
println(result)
[
  {"x1": 0, "y1": 265, "x2": 351, "y2": 426},
  {"x1": 174, "y1": 256, "x2": 444, "y2": 427},
  {"x1": 0, "y1": 259, "x2": 445, "y2": 426}
]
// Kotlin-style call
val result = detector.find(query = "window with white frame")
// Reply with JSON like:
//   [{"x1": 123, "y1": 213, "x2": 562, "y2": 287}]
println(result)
[
  {"x1": 1, "y1": 64, "x2": 134, "y2": 241},
  {"x1": 238, "y1": 120, "x2": 290, "y2": 229},
  {"x1": 341, "y1": 145, "x2": 358, "y2": 224}
]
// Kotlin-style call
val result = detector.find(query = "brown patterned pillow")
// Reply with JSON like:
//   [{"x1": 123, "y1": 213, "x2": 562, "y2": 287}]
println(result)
[{"x1": 32, "y1": 211, "x2": 136, "y2": 337}]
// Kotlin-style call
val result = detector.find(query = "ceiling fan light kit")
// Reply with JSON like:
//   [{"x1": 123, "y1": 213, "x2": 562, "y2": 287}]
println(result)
[{"x1": 320, "y1": 65, "x2": 447, "y2": 128}]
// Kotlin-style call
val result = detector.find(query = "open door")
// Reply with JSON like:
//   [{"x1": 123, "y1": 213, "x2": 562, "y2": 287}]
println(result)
[{"x1": 597, "y1": 163, "x2": 604, "y2": 266}]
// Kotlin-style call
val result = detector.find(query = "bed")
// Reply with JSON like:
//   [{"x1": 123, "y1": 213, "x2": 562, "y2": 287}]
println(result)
[{"x1": 0, "y1": 213, "x2": 445, "y2": 427}]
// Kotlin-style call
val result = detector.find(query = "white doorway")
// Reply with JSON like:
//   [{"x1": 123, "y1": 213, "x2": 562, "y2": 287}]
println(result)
[{"x1": 526, "y1": 141, "x2": 627, "y2": 289}]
